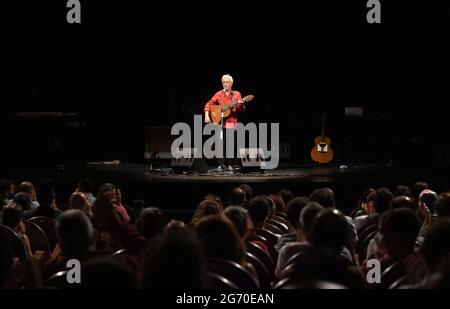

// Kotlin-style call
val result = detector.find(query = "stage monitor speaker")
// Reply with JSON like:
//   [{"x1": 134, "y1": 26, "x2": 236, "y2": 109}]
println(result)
[
  {"x1": 145, "y1": 126, "x2": 174, "y2": 156},
  {"x1": 239, "y1": 148, "x2": 267, "y2": 172},
  {"x1": 170, "y1": 148, "x2": 209, "y2": 173},
  {"x1": 145, "y1": 126, "x2": 175, "y2": 166}
]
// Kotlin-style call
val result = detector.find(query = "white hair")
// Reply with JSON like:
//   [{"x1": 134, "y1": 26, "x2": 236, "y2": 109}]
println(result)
[
  {"x1": 56, "y1": 209, "x2": 94, "y2": 252},
  {"x1": 222, "y1": 74, "x2": 233, "y2": 84}
]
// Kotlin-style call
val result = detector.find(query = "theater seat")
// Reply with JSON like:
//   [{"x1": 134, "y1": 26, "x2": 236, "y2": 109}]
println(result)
[
  {"x1": 24, "y1": 220, "x2": 51, "y2": 254},
  {"x1": 207, "y1": 258, "x2": 259, "y2": 289},
  {"x1": 28, "y1": 216, "x2": 58, "y2": 251},
  {"x1": 0, "y1": 225, "x2": 28, "y2": 262},
  {"x1": 205, "y1": 272, "x2": 239, "y2": 289}
]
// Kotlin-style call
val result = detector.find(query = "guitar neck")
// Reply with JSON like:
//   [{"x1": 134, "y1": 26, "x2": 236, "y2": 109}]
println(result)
[{"x1": 222, "y1": 101, "x2": 239, "y2": 112}]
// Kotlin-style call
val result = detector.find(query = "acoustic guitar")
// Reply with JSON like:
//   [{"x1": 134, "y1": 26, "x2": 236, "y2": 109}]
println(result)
[
  {"x1": 311, "y1": 112, "x2": 334, "y2": 163},
  {"x1": 210, "y1": 95, "x2": 254, "y2": 124}
]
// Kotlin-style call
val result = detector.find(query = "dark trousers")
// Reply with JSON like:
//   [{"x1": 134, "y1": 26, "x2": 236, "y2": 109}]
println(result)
[{"x1": 218, "y1": 128, "x2": 239, "y2": 167}]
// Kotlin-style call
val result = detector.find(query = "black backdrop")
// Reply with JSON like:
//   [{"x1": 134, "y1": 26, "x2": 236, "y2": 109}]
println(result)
[{"x1": 2, "y1": 0, "x2": 449, "y2": 167}]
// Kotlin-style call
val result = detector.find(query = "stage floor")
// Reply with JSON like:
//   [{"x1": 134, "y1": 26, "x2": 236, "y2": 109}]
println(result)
[
  {"x1": 76, "y1": 162, "x2": 398, "y2": 220},
  {"x1": 81, "y1": 162, "x2": 389, "y2": 184}
]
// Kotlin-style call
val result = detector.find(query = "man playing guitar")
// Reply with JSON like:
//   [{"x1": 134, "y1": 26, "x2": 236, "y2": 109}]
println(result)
[{"x1": 204, "y1": 74, "x2": 250, "y2": 172}]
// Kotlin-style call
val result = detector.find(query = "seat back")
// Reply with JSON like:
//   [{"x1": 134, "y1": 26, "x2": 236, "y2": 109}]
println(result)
[
  {"x1": 246, "y1": 252, "x2": 271, "y2": 289},
  {"x1": 272, "y1": 277, "x2": 292, "y2": 289},
  {"x1": 44, "y1": 270, "x2": 80, "y2": 289},
  {"x1": 276, "y1": 262, "x2": 296, "y2": 281},
  {"x1": 357, "y1": 230, "x2": 377, "y2": 264},
  {"x1": 271, "y1": 215, "x2": 290, "y2": 227},
  {"x1": 358, "y1": 224, "x2": 378, "y2": 244},
  {"x1": 266, "y1": 219, "x2": 289, "y2": 234},
  {"x1": 284, "y1": 251, "x2": 305, "y2": 268},
  {"x1": 255, "y1": 228, "x2": 280, "y2": 246},
  {"x1": 274, "y1": 212, "x2": 288, "y2": 220},
  {"x1": 357, "y1": 215, "x2": 380, "y2": 237},
  {"x1": 205, "y1": 272, "x2": 239, "y2": 289},
  {"x1": 380, "y1": 261, "x2": 406, "y2": 289},
  {"x1": 0, "y1": 225, "x2": 28, "y2": 262},
  {"x1": 264, "y1": 223, "x2": 284, "y2": 235},
  {"x1": 245, "y1": 241, "x2": 275, "y2": 279},
  {"x1": 24, "y1": 220, "x2": 51, "y2": 254},
  {"x1": 28, "y1": 216, "x2": 58, "y2": 251},
  {"x1": 389, "y1": 275, "x2": 409, "y2": 289},
  {"x1": 207, "y1": 258, "x2": 259, "y2": 289}
]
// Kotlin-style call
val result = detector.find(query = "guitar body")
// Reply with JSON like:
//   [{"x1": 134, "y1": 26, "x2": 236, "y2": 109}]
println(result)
[
  {"x1": 311, "y1": 136, "x2": 333, "y2": 163},
  {"x1": 210, "y1": 105, "x2": 231, "y2": 124},
  {"x1": 209, "y1": 95, "x2": 254, "y2": 125}
]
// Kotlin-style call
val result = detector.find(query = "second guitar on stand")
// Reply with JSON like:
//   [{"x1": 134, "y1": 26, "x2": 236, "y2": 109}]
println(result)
[{"x1": 311, "y1": 112, "x2": 334, "y2": 164}]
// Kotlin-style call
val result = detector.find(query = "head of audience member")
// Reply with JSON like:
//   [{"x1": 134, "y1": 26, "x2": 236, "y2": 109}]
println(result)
[
  {"x1": 298, "y1": 202, "x2": 324, "y2": 242},
  {"x1": 98, "y1": 182, "x2": 114, "y2": 193},
  {"x1": 425, "y1": 259, "x2": 450, "y2": 288},
  {"x1": 129, "y1": 199, "x2": 145, "y2": 218},
  {"x1": 437, "y1": 192, "x2": 450, "y2": 218},
  {"x1": 69, "y1": 192, "x2": 91, "y2": 215},
  {"x1": 239, "y1": 184, "x2": 253, "y2": 202},
  {"x1": 203, "y1": 193, "x2": 224, "y2": 209},
  {"x1": 223, "y1": 206, "x2": 248, "y2": 238},
  {"x1": 247, "y1": 196, "x2": 271, "y2": 229},
  {"x1": 289, "y1": 246, "x2": 364, "y2": 289},
  {"x1": 140, "y1": 229, "x2": 206, "y2": 289},
  {"x1": 277, "y1": 189, "x2": 294, "y2": 206},
  {"x1": 412, "y1": 181, "x2": 429, "y2": 205},
  {"x1": 419, "y1": 189, "x2": 438, "y2": 215},
  {"x1": 373, "y1": 187, "x2": 393, "y2": 215},
  {"x1": 228, "y1": 187, "x2": 247, "y2": 208},
  {"x1": 13, "y1": 192, "x2": 32, "y2": 211},
  {"x1": 270, "y1": 194, "x2": 286, "y2": 213},
  {"x1": 17, "y1": 181, "x2": 37, "y2": 201},
  {"x1": 358, "y1": 188, "x2": 376, "y2": 208},
  {"x1": 376, "y1": 208, "x2": 420, "y2": 262},
  {"x1": 0, "y1": 179, "x2": 14, "y2": 211},
  {"x1": 191, "y1": 199, "x2": 223, "y2": 225},
  {"x1": 165, "y1": 219, "x2": 186, "y2": 231},
  {"x1": 351, "y1": 188, "x2": 376, "y2": 218},
  {"x1": 80, "y1": 257, "x2": 137, "y2": 289},
  {"x1": 286, "y1": 196, "x2": 309, "y2": 230},
  {"x1": 310, "y1": 209, "x2": 348, "y2": 253},
  {"x1": 394, "y1": 185, "x2": 412, "y2": 198},
  {"x1": 421, "y1": 218, "x2": 450, "y2": 274},
  {"x1": 1, "y1": 203, "x2": 24, "y2": 231},
  {"x1": 309, "y1": 187, "x2": 335, "y2": 209},
  {"x1": 36, "y1": 178, "x2": 56, "y2": 206},
  {"x1": 137, "y1": 207, "x2": 166, "y2": 241},
  {"x1": 98, "y1": 183, "x2": 120, "y2": 203},
  {"x1": 56, "y1": 209, "x2": 94, "y2": 257},
  {"x1": 0, "y1": 179, "x2": 14, "y2": 199},
  {"x1": 261, "y1": 195, "x2": 277, "y2": 220},
  {"x1": 76, "y1": 178, "x2": 95, "y2": 194},
  {"x1": 195, "y1": 215, "x2": 246, "y2": 266},
  {"x1": 389, "y1": 195, "x2": 415, "y2": 210}
]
